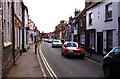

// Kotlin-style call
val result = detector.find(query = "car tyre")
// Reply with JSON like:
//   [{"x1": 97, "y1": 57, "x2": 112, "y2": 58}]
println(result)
[
  {"x1": 64, "y1": 53, "x2": 69, "y2": 58},
  {"x1": 81, "y1": 56, "x2": 85, "y2": 59},
  {"x1": 52, "y1": 45, "x2": 54, "y2": 48},
  {"x1": 61, "y1": 50, "x2": 64, "y2": 56},
  {"x1": 104, "y1": 67, "x2": 112, "y2": 79}
]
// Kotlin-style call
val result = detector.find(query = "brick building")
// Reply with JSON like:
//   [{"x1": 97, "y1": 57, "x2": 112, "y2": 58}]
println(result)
[
  {"x1": 2, "y1": 0, "x2": 13, "y2": 75},
  {"x1": 0, "y1": 0, "x2": 2, "y2": 77},
  {"x1": 1, "y1": 0, "x2": 29, "y2": 76}
]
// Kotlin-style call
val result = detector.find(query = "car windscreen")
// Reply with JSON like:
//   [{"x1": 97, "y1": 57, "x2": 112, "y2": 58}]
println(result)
[
  {"x1": 66, "y1": 43, "x2": 77, "y2": 47},
  {"x1": 113, "y1": 48, "x2": 120, "y2": 53}
]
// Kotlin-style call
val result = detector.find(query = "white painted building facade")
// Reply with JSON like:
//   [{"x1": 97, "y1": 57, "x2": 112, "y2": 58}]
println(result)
[
  {"x1": 22, "y1": 5, "x2": 29, "y2": 51},
  {"x1": 14, "y1": 0, "x2": 23, "y2": 52},
  {"x1": 86, "y1": 1, "x2": 120, "y2": 54}
]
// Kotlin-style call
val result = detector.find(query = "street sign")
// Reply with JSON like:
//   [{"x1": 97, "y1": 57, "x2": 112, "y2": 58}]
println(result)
[{"x1": 74, "y1": 29, "x2": 77, "y2": 35}]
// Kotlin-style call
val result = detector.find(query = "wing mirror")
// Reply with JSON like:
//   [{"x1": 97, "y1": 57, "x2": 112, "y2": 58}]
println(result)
[{"x1": 64, "y1": 44, "x2": 67, "y2": 47}]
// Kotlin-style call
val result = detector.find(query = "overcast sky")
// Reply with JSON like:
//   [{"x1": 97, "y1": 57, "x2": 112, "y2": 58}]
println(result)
[{"x1": 23, "y1": 0, "x2": 85, "y2": 33}]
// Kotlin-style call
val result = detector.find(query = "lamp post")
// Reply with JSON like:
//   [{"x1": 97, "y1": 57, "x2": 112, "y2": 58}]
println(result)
[
  {"x1": 12, "y1": 1, "x2": 15, "y2": 65},
  {"x1": 34, "y1": 27, "x2": 37, "y2": 54}
]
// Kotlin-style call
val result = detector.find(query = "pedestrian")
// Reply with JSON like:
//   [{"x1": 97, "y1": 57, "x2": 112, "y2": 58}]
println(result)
[{"x1": 89, "y1": 44, "x2": 94, "y2": 56}]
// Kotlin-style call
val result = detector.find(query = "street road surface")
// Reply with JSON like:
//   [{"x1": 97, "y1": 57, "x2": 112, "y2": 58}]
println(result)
[{"x1": 39, "y1": 42, "x2": 104, "y2": 78}]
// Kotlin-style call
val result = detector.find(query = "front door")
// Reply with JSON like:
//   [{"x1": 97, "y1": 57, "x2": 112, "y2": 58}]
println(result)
[
  {"x1": 86, "y1": 33, "x2": 90, "y2": 51},
  {"x1": 97, "y1": 32, "x2": 103, "y2": 55}
]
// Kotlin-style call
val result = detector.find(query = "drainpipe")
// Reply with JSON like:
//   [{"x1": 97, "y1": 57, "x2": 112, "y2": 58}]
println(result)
[
  {"x1": 77, "y1": 18, "x2": 80, "y2": 47},
  {"x1": 12, "y1": 2, "x2": 15, "y2": 65},
  {"x1": 118, "y1": 17, "x2": 120, "y2": 46},
  {"x1": 22, "y1": 3, "x2": 26, "y2": 52}
]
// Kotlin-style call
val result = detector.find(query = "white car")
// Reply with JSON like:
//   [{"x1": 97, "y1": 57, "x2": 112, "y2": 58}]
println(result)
[
  {"x1": 48, "y1": 38, "x2": 53, "y2": 43},
  {"x1": 52, "y1": 40, "x2": 62, "y2": 48},
  {"x1": 44, "y1": 38, "x2": 48, "y2": 42}
]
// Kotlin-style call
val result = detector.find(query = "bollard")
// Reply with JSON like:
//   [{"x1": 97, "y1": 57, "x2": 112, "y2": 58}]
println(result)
[{"x1": 35, "y1": 43, "x2": 37, "y2": 54}]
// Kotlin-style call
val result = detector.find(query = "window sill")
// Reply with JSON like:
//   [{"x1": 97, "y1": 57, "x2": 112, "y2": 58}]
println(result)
[
  {"x1": 89, "y1": 24, "x2": 93, "y2": 26},
  {"x1": 104, "y1": 18, "x2": 113, "y2": 22},
  {"x1": 4, "y1": 42, "x2": 12, "y2": 47}
]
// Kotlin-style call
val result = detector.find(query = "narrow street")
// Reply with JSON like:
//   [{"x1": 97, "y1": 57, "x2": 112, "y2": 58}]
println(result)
[
  {"x1": 1, "y1": 0, "x2": 120, "y2": 78},
  {"x1": 38, "y1": 42, "x2": 104, "y2": 78}
]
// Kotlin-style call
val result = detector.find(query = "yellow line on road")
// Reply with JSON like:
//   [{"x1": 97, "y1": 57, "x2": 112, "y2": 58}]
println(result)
[
  {"x1": 39, "y1": 42, "x2": 58, "y2": 79},
  {"x1": 37, "y1": 43, "x2": 47, "y2": 77}
]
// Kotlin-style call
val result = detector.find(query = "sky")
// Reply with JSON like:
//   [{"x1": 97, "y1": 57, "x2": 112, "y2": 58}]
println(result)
[{"x1": 23, "y1": 0, "x2": 85, "y2": 33}]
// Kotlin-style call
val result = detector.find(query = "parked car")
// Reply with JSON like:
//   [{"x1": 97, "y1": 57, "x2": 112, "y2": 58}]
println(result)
[
  {"x1": 48, "y1": 38, "x2": 53, "y2": 43},
  {"x1": 61, "y1": 41, "x2": 85, "y2": 59},
  {"x1": 52, "y1": 40, "x2": 62, "y2": 48},
  {"x1": 102, "y1": 47, "x2": 120, "y2": 79}
]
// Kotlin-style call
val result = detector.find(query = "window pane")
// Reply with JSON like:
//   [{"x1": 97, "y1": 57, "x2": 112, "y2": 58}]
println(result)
[
  {"x1": 67, "y1": 43, "x2": 77, "y2": 47},
  {"x1": 107, "y1": 30, "x2": 113, "y2": 48},
  {"x1": 4, "y1": 19, "x2": 6, "y2": 42},
  {"x1": 106, "y1": 3, "x2": 112, "y2": 19},
  {"x1": 108, "y1": 4, "x2": 112, "y2": 12},
  {"x1": 0, "y1": 1, "x2": 1, "y2": 8}
]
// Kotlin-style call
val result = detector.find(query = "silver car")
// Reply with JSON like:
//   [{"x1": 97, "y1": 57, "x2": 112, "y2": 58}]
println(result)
[{"x1": 52, "y1": 40, "x2": 62, "y2": 48}]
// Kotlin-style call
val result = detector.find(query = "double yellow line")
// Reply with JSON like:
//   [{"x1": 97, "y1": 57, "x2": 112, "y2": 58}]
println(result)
[{"x1": 37, "y1": 42, "x2": 58, "y2": 79}]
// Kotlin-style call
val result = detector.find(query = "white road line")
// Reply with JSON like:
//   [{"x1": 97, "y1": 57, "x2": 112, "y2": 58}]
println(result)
[{"x1": 39, "y1": 42, "x2": 58, "y2": 79}]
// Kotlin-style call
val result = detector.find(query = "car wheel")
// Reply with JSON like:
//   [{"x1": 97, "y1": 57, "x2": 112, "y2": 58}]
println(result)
[
  {"x1": 52, "y1": 45, "x2": 54, "y2": 48},
  {"x1": 81, "y1": 56, "x2": 85, "y2": 59},
  {"x1": 61, "y1": 50, "x2": 64, "y2": 56},
  {"x1": 104, "y1": 67, "x2": 112, "y2": 79},
  {"x1": 64, "y1": 52, "x2": 68, "y2": 58}
]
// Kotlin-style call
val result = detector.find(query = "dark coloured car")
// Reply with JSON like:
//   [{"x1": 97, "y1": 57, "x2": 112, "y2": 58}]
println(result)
[
  {"x1": 102, "y1": 47, "x2": 120, "y2": 79},
  {"x1": 61, "y1": 41, "x2": 85, "y2": 59}
]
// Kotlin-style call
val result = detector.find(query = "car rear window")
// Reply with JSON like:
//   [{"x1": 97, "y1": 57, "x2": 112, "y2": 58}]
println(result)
[{"x1": 54, "y1": 41, "x2": 59, "y2": 43}]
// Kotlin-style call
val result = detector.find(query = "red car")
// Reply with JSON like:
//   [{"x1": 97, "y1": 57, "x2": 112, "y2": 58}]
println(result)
[{"x1": 61, "y1": 41, "x2": 85, "y2": 59}]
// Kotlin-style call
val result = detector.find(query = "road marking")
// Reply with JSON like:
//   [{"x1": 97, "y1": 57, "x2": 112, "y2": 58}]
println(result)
[
  {"x1": 37, "y1": 43, "x2": 47, "y2": 77},
  {"x1": 38, "y1": 42, "x2": 58, "y2": 79}
]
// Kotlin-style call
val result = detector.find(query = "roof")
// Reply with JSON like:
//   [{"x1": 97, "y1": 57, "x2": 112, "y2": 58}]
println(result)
[{"x1": 85, "y1": 2, "x2": 101, "y2": 11}]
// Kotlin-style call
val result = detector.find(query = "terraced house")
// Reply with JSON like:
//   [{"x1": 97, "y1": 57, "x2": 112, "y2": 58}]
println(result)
[
  {"x1": 85, "y1": 1, "x2": 120, "y2": 55},
  {"x1": 2, "y1": 0, "x2": 13, "y2": 75},
  {"x1": 0, "y1": 0, "x2": 2, "y2": 78},
  {"x1": 1, "y1": 0, "x2": 29, "y2": 76}
]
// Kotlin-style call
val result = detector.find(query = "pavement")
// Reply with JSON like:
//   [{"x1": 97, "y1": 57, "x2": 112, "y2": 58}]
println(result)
[
  {"x1": 85, "y1": 52, "x2": 104, "y2": 63},
  {"x1": 3, "y1": 43, "x2": 43, "y2": 77},
  {"x1": 3, "y1": 42, "x2": 104, "y2": 78}
]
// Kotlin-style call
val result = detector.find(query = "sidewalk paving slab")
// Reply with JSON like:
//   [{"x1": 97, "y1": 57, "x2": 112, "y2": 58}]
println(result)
[
  {"x1": 4, "y1": 44, "x2": 43, "y2": 77},
  {"x1": 85, "y1": 52, "x2": 104, "y2": 63}
]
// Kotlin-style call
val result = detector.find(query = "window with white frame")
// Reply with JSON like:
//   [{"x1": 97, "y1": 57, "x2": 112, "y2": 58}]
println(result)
[
  {"x1": 0, "y1": 1, "x2": 1, "y2": 8},
  {"x1": 89, "y1": 12, "x2": 93, "y2": 25},
  {"x1": 3, "y1": 1, "x2": 12, "y2": 47},
  {"x1": 106, "y1": 30, "x2": 113, "y2": 48},
  {"x1": 105, "y1": 3, "x2": 112, "y2": 20}
]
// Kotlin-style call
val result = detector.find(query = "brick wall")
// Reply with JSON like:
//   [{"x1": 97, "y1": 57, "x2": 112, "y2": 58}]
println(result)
[{"x1": 0, "y1": 3, "x2": 2, "y2": 78}]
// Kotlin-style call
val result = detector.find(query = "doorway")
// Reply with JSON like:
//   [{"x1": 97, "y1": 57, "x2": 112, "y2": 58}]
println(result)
[{"x1": 97, "y1": 32, "x2": 103, "y2": 55}]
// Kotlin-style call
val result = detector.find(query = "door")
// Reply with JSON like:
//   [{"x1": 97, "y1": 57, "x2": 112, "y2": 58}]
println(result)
[
  {"x1": 86, "y1": 33, "x2": 90, "y2": 51},
  {"x1": 97, "y1": 32, "x2": 103, "y2": 55}
]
